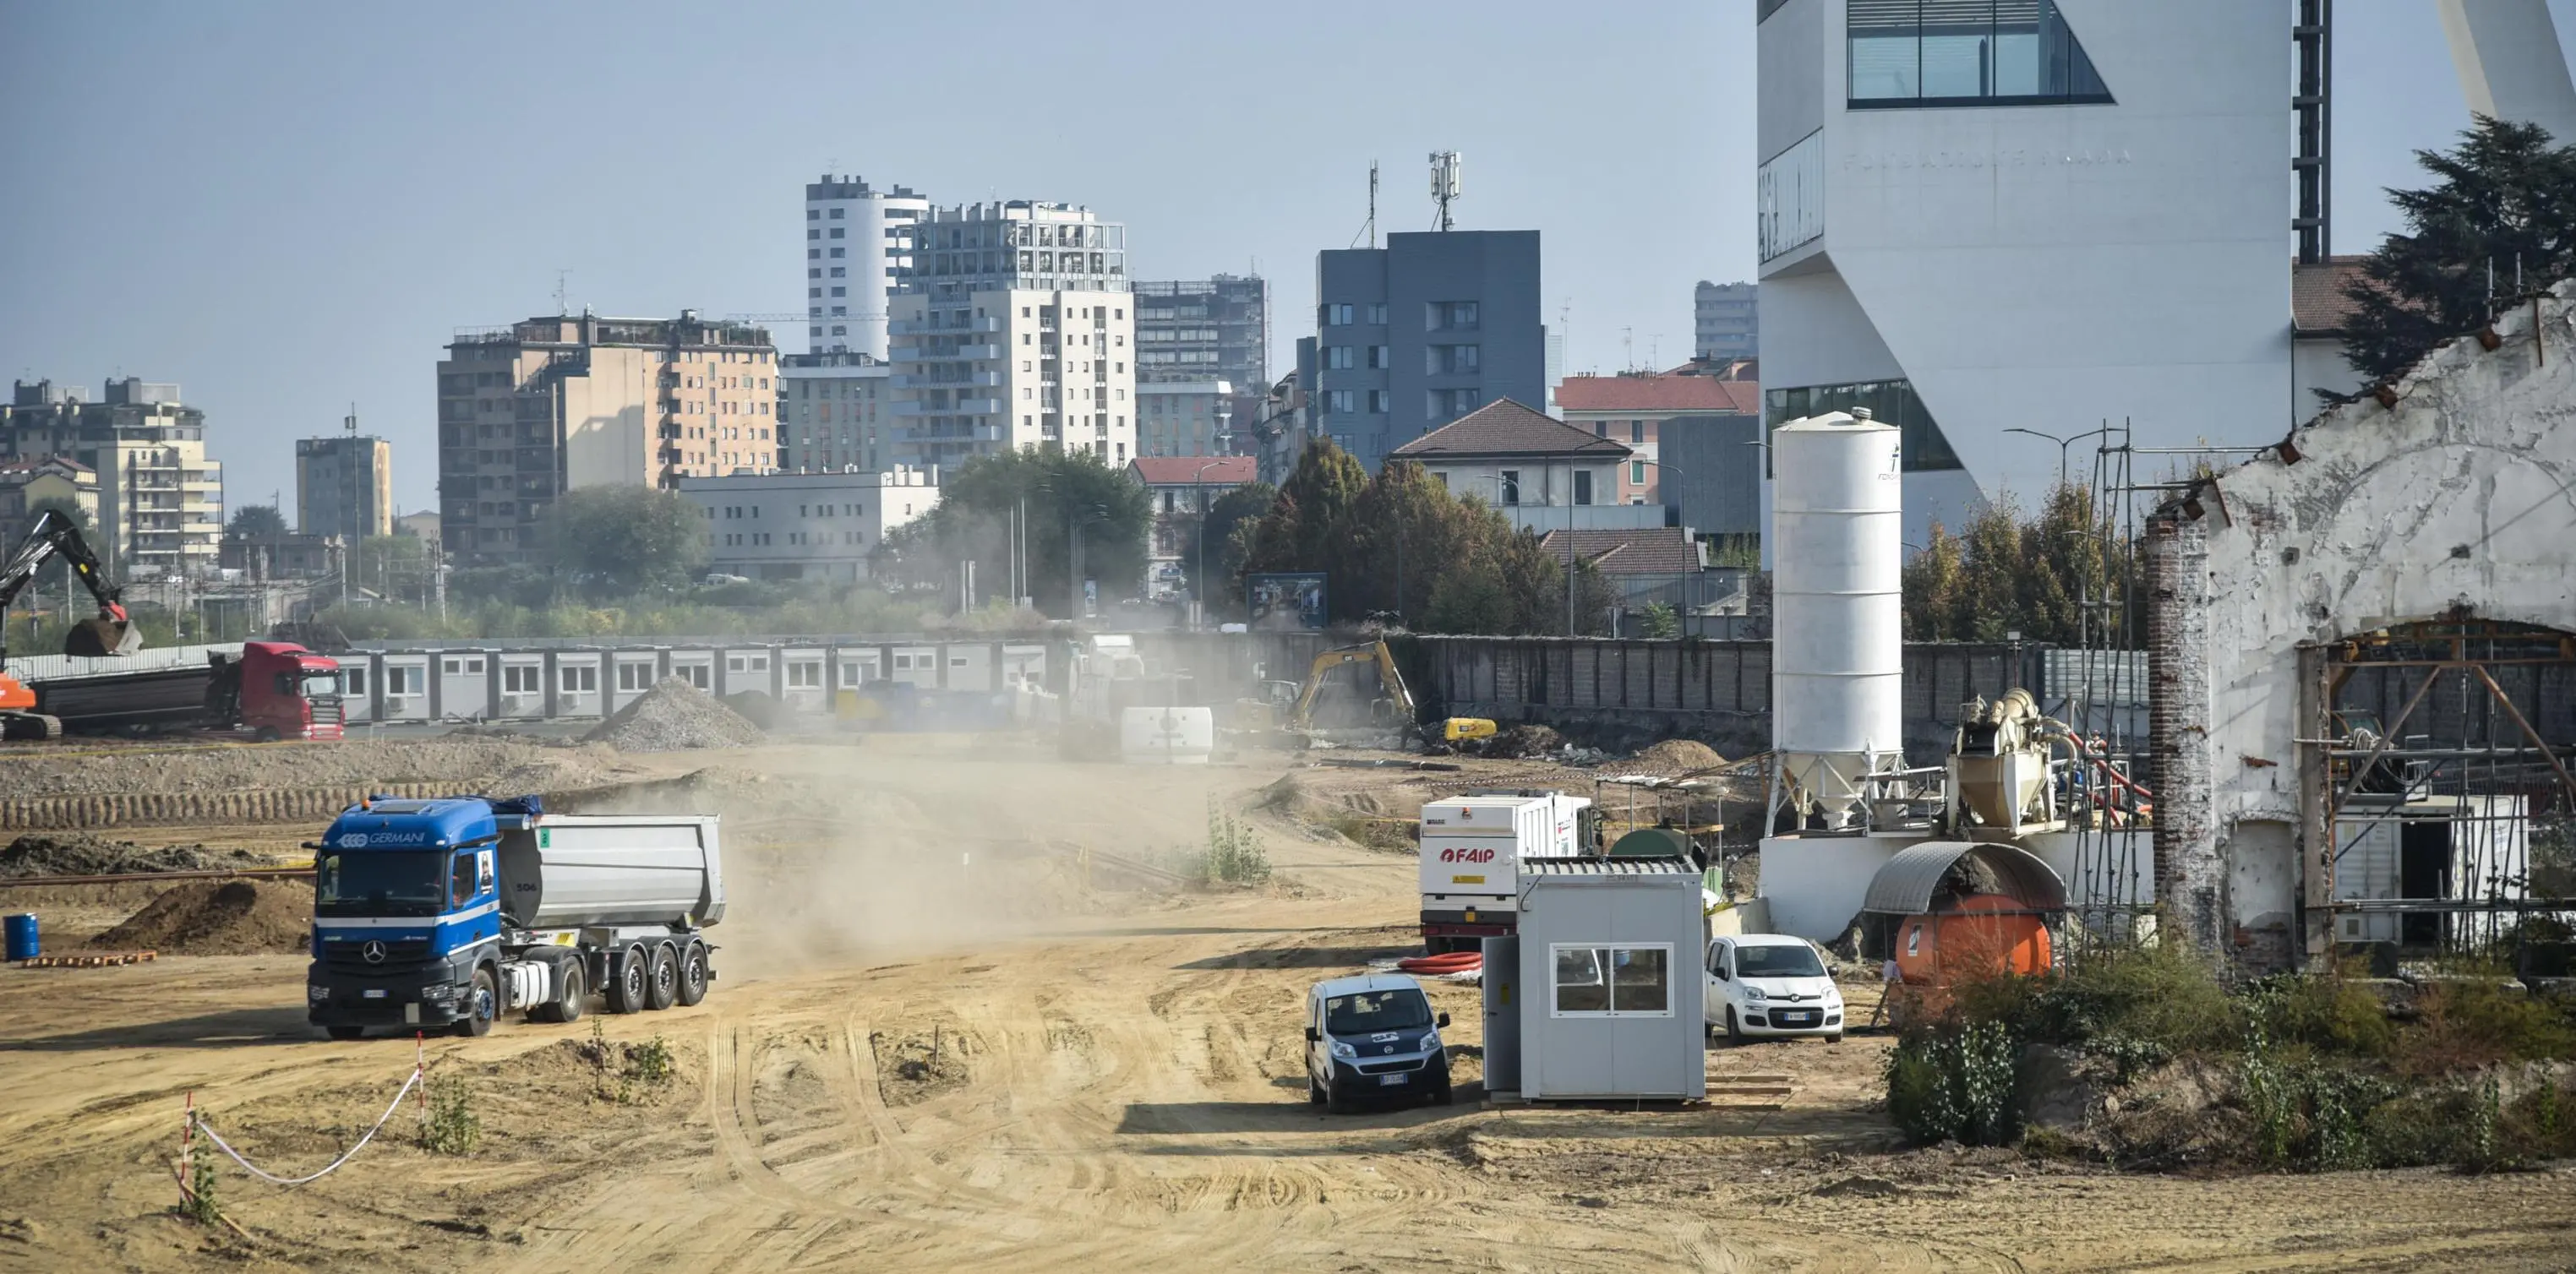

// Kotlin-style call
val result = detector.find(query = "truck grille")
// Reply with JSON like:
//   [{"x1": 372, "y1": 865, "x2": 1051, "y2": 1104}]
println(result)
[
  {"x1": 309, "y1": 697, "x2": 344, "y2": 726},
  {"x1": 322, "y1": 938, "x2": 431, "y2": 971}
]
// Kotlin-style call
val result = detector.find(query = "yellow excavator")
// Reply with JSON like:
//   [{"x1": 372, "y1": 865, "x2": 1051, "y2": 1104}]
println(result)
[{"x1": 1279, "y1": 640, "x2": 1494, "y2": 749}]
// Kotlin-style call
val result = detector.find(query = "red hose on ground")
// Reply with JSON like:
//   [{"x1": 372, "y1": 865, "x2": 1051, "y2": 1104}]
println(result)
[{"x1": 1397, "y1": 952, "x2": 1482, "y2": 973}]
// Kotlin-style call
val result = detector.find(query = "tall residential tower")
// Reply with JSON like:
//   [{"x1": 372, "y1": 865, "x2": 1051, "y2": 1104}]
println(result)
[{"x1": 805, "y1": 174, "x2": 928, "y2": 358}]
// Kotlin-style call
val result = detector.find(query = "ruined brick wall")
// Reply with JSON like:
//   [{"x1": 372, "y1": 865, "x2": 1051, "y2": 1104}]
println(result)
[{"x1": 2147, "y1": 514, "x2": 2224, "y2": 952}]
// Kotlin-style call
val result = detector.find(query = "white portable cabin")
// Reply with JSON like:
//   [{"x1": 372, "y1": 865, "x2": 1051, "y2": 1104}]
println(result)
[{"x1": 1485, "y1": 856, "x2": 1707, "y2": 1102}]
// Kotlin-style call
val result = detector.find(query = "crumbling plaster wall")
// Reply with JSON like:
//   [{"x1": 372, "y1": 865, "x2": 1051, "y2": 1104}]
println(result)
[{"x1": 2151, "y1": 279, "x2": 2576, "y2": 965}]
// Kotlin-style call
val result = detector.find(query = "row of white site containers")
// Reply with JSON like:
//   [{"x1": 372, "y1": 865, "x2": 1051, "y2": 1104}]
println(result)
[{"x1": 335, "y1": 640, "x2": 1050, "y2": 725}]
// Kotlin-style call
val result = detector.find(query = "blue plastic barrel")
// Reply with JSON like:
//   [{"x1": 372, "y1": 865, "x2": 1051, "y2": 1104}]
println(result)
[{"x1": 3, "y1": 913, "x2": 35, "y2": 962}]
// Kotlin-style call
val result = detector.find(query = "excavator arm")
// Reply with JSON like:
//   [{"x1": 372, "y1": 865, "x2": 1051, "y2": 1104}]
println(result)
[
  {"x1": 0, "y1": 510, "x2": 141, "y2": 665},
  {"x1": 1287, "y1": 640, "x2": 1417, "y2": 732}
]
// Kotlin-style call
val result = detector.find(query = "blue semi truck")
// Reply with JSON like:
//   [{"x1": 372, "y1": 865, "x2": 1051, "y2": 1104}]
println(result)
[{"x1": 304, "y1": 795, "x2": 724, "y2": 1039}]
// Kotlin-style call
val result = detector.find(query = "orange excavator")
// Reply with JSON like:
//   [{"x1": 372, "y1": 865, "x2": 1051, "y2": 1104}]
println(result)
[{"x1": 0, "y1": 510, "x2": 142, "y2": 739}]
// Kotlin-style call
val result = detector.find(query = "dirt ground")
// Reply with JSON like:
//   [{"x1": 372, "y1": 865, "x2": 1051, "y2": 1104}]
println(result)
[{"x1": 3, "y1": 737, "x2": 2573, "y2": 1272}]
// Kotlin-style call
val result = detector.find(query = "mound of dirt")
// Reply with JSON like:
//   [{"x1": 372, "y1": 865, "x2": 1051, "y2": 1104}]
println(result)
[
  {"x1": 582, "y1": 678, "x2": 766, "y2": 753},
  {"x1": 0, "y1": 833, "x2": 270, "y2": 879},
  {"x1": 1631, "y1": 738, "x2": 1727, "y2": 773},
  {"x1": 0, "y1": 734, "x2": 632, "y2": 798},
  {"x1": 89, "y1": 879, "x2": 314, "y2": 954}
]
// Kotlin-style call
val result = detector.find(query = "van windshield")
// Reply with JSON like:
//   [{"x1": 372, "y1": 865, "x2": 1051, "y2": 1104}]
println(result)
[
  {"x1": 1736, "y1": 943, "x2": 1827, "y2": 978},
  {"x1": 1325, "y1": 988, "x2": 1433, "y2": 1036},
  {"x1": 315, "y1": 850, "x2": 445, "y2": 917}
]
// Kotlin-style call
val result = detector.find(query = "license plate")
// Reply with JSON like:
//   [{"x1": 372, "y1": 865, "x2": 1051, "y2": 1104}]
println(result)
[
  {"x1": 1378, "y1": 1074, "x2": 1409, "y2": 1086},
  {"x1": 363, "y1": 988, "x2": 387, "y2": 999},
  {"x1": 1777, "y1": 1011, "x2": 1815, "y2": 1025}
]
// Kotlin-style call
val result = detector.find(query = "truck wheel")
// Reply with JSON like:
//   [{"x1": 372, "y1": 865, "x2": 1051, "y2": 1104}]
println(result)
[
  {"x1": 325, "y1": 1025, "x2": 364, "y2": 1041},
  {"x1": 644, "y1": 942, "x2": 679, "y2": 1010},
  {"x1": 532, "y1": 958, "x2": 585, "y2": 1024},
  {"x1": 606, "y1": 945, "x2": 649, "y2": 1014},
  {"x1": 457, "y1": 966, "x2": 497, "y2": 1037},
  {"x1": 674, "y1": 942, "x2": 709, "y2": 1007},
  {"x1": 254, "y1": 727, "x2": 281, "y2": 743}
]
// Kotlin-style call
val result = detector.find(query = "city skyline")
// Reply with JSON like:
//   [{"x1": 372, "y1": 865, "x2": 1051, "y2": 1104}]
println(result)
[{"x1": 3, "y1": 0, "x2": 2568, "y2": 514}]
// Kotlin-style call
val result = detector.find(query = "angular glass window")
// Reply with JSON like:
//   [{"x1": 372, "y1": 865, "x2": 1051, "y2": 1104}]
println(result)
[{"x1": 1847, "y1": 0, "x2": 2111, "y2": 107}]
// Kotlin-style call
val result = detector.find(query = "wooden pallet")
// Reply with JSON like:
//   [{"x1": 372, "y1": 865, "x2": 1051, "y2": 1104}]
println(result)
[{"x1": 16, "y1": 950, "x2": 157, "y2": 968}]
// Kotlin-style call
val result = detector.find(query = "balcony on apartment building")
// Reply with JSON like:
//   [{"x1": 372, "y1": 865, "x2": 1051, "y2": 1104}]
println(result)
[
  {"x1": 892, "y1": 370, "x2": 1002, "y2": 389},
  {"x1": 889, "y1": 315, "x2": 1002, "y2": 335},
  {"x1": 889, "y1": 343, "x2": 1001, "y2": 362}
]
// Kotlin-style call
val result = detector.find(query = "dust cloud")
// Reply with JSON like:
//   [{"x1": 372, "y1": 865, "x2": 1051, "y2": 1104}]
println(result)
[{"x1": 559, "y1": 741, "x2": 1239, "y2": 980}]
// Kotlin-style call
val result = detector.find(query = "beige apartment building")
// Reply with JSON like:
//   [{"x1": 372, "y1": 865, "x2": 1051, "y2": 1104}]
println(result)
[
  {"x1": 438, "y1": 311, "x2": 777, "y2": 565},
  {"x1": 2, "y1": 378, "x2": 224, "y2": 576},
  {"x1": 888, "y1": 287, "x2": 1135, "y2": 473}
]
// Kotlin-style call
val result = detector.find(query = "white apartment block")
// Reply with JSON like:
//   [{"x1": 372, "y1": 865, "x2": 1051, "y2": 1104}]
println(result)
[
  {"x1": 1, "y1": 378, "x2": 223, "y2": 576},
  {"x1": 805, "y1": 174, "x2": 929, "y2": 359},
  {"x1": 779, "y1": 352, "x2": 891, "y2": 473},
  {"x1": 679, "y1": 467, "x2": 936, "y2": 582},
  {"x1": 887, "y1": 288, "x2": 1135, "y2": 474}
]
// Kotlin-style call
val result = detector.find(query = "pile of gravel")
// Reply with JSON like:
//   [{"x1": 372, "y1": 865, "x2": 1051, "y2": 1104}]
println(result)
[
  {"x1": 582, "y1": 677, "x2": 767, "y2": 753},
  {"x1": 0, "y1": 833, "x2": 269, "y2": 879}
]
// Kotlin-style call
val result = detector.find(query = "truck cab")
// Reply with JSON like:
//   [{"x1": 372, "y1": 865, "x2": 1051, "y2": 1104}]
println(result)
[
  {"x1": 224, "y1": 640, "x2": 344, "y2": 740},
  {"x1": 1417, "y1": 791, "x2": 1594, "y2": 954},
  {"x1": 1303, "y1": 973, "x2": 1452, "y2": 1111},
  {"x1": 307, "y1": 798, "x2": 516, "y2": 1039}
]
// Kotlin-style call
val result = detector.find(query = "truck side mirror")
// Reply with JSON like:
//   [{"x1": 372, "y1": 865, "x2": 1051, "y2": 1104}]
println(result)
[
  {"x1": 1303, "y1": 1026, "x2": 1319, "y2": 1043},
  {"x1": 1436, "y1": 1012, "x2": 1450, "y2": 1028}
]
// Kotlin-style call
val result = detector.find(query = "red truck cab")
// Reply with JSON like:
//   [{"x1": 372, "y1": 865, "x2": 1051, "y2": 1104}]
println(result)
[{"x1": 237, "y1": 640, "x2": 344, "y2": 740}]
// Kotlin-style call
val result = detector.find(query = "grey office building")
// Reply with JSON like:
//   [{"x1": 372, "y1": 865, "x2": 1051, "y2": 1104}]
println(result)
[
  {"x1": 1297, "y1": 231, "x2": 1544, "y2": 472},
  {"x1": 1694, "y1": 280, "x2": 1757, "y2": 362},
  {"x1": 1132, "y1": 275, "x2": 1267, "y2": 446}
]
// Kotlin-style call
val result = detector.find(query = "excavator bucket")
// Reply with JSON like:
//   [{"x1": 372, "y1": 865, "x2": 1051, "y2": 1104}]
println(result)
[{"x1": 63, "y1": 617, "x2": 141, "y2": 657}]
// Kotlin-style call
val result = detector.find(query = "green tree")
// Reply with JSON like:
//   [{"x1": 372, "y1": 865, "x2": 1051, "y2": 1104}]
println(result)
[
  {"x1": 546, "y1": 485, "x2": 708, "y2": 597},
  {"x1": 226, "y1": 504, "x2": 288, "y2": 538},
  {"x1": 881, "y1": 448, "x2": 1150, "y2": 618},
  {"x1": 1902, "y1": 482, "x2": 2133, "y2": 645},
  {"x1": 1638, "y1": 602, "x2": 1681, "y2": 640},
  {"x1": 1178, "y1": 481, "x2": 1274, "y2": 616},
  {"x1": 2339, "y1": 117, "x2": 2576, "y2": 395},
  {"x1": 352, "y1": 534, "x2": 430, "y2": 602}
]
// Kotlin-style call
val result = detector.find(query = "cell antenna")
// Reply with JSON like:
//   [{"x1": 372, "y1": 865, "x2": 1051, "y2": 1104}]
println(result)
[
  {"x1": 1429, "y1": 151, "x2": 1462, "y2": 231},
  {"x1": 1351, "y1": 161, "x2": 1378, "y2": 250},
  {"x1": 553, "y1": 270, "x2": 570, "y2": 316}
]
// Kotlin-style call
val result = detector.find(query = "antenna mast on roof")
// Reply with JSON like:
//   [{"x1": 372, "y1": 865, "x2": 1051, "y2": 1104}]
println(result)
[
  {"x1": 1351, "y1": 161, "x2": 1378, "y2": 249},
  {"x1": 1429, "y1": 151, "x2": 1461, "y2": 231},
  {"x1": 553, "y1": 270, "x2": 570, "y2": 317}
]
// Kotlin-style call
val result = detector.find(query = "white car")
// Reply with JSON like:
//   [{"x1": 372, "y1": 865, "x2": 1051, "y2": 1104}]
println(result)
[{"x1": 1705, "y1": 934, "x2": 1845, "y2": 1043}]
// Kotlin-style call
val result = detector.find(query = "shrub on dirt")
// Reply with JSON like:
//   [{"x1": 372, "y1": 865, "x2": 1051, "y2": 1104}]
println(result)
[
  {"x1": 1886, "y1": 1021, "x2": 2019, "y2": 1146},
  {"x1": 2395, "y1": 979, "x2": 2576, "y2": 1079},
  {"x1": 2245, "y1": 971, "x2": 2398, "y2": 1061},
  {"x1": 419, "y1": 1073, "x2": 481, "y2": 1156}
]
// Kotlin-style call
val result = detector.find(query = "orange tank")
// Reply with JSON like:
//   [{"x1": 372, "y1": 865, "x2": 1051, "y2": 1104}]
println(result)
[{"x1": 1892, "y1": 892, "x2": 2052, "y2": 986}]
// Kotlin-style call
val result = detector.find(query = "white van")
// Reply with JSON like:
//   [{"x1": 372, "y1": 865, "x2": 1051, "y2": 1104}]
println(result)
[{"x1": 1705, "y1": 934, "x2": 1845, "y2": 1043}]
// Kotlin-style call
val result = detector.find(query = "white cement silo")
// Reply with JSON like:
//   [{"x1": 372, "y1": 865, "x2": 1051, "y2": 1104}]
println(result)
[{"x1": 1771, "y1": 410, "x2": 1905, "y2": 827}]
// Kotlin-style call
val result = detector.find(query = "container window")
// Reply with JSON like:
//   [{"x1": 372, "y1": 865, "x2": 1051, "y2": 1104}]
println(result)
[{"x1": 1551, "y1": 943, "x2": 1674, "y2": 1017}]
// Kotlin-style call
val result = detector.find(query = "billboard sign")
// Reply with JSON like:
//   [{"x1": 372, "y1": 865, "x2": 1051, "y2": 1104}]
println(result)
[{"x1": 1247, "y1": 573, "x2": 1327, "y2": 631}]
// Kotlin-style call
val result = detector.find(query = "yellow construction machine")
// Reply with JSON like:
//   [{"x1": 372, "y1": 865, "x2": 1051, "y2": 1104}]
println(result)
[{"x1": 1282, "y1": 640, "x2": 1493, "y2": 749}]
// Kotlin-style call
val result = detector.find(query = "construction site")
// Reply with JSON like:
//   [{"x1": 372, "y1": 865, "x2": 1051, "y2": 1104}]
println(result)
[{"x1": 0, "y1": 295, "x2": 2570, "y2": 1268}]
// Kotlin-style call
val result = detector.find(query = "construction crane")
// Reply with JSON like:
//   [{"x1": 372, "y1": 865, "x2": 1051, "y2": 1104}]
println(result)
[{"x1": 0, "y1": 510, "x2": 142, "y2": 738}]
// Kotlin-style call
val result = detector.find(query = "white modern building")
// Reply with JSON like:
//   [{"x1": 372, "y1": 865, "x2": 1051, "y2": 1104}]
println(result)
[
  {"x1": 1756, "y1": 0, "x2": 2295, "y2": 542},
  {"x1": 805, "y1": 174, "x2": 929, "y2": 358},
  {"x1": 779, "y1": 351, "x2": 892, "y2": 474},
  {"x1": 678, "y1": 467, "x2": 936, "y2": 582}
]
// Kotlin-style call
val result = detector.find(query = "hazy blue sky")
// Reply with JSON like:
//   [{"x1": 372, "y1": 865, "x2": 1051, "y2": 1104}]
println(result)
[{"x1": 3, "y1": 1, "x2": 2571, "y2": 514}]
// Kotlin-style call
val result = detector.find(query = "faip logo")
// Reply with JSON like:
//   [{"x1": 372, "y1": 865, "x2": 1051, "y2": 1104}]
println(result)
[{"x1": 1438, "y1": 847, "x2": 1496, "y2": 864}]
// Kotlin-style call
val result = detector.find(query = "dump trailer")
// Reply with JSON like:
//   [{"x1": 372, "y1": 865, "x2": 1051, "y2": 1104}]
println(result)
[
  {"x1": 305, "y1": 795, "x2": 723, "y2": 1039},
  {"x1": 23, "y1": 641, "x2": 345, "y2": 738}
]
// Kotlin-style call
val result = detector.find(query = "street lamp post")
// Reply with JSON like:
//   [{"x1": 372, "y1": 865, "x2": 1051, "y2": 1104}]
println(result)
[
  {"x1": 2002, "y1": 425, "x2": 2114, "y2": 490},
  {"x1": 1188, "y1": 460, "x2": 1227, "y2": 630},
  {"x1": 1634, "y1": 456, "x2": 1688, "y2": 609}
]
